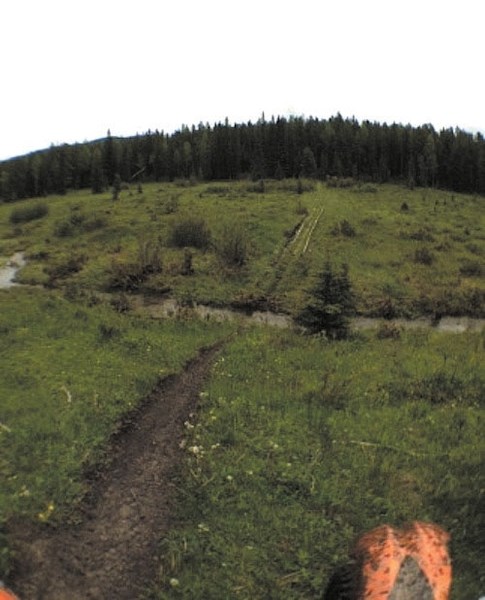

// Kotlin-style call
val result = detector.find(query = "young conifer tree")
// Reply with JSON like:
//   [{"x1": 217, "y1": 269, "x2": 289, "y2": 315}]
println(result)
[{"x1": 297, "y1": 262, "x2": 355, "y2": 338}]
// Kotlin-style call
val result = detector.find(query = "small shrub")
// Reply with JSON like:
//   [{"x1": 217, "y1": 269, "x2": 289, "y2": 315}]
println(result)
[
  {"x1": 10, "y1": 202, "x2": 49, "y2": 224},
  {"x1": 160, "y1": 195, "x2": 180, "y2": 214},
  {"x1": 403, "y1": 228, "x2": 435, "y2": 242},
  {"x1": 355, "y1": 184, "x2": 378, "y2": 194},
  {"x1": 459, "y1": 260, "x2": 483, "y2": 277},
  {"x1": 414, "y1": 247, "x2": 434, "y2": 265},
  {"x1": 326, "y1": 177, "x2": 355, "y2": 188},
  {"x1": 434, "y1": 241, "x2": 452, "y2": 252},
  {"x1": 81, "y1": 216, "x2": 107, "y2": 232},
  {"x1": 331, "y1": 220, "x2": 356, "y2": 237},
  {"x1": 108, "y1": 238, "x2": 163, "y2": 291},
  {"x1": 181, "y1": 248, "x2": 194, "y2": 275},
  {"x1": 274, "y1": 179, "x2": 316, "y2": 194},
  {"x1": 411, "y1": 373, "x2": 481, "y2": 406},
  {"x1": 376, "y1": 322, "x2": 401, "y2": 339},
  {"x1": 169, "y1": 217, "x2": 211, "y2": 249},
  {"x1": 137, "y1": 238, "x2": 163, "y2": 274},
  {"x1": 465, "y1": 243, "x2": 482, "y2": 256},
  {"x1": 108, "y1": 261, "x2": 145, "y2": 291},
  {"x1": 295, "y1": 197, "x2": 308, "y2": 216},
  {"x1": 216, "y1": 223, "x2": 249, "y2": 267},
  {"x1": 204, "y1": 185, "x2": 232, "y2": 196},
  {"x1": 54, "y1": 220, "x2": 75, "y2": 237},
  {"x1": 400, "y1": 201, "x2": 409, "y2": 211},
  {"x1": 110, "y1": 294, "x2": 131, "y2": 313},
  {"x1": 98, "y1": 322, "x2": 121, "y2": 341},
  {"x1": 45, "y1": 255, "x2": 85, "y2": 285},
  {"x1": 246, "y1": 179, "x2": 265, "y2": 194}
]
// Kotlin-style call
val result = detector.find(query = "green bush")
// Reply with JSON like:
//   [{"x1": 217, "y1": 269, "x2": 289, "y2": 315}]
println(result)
[
  {"x1": 9, "y1": 202, "x2": 48, "y2": 224},
  {"x1": 215, "y1": 223, "x2": 249, "y2": 267},
  {"x1": 459, "y1": 260, "x2": 483, "y2": 277},
  {"x1": 108, "y1": 238, "x2": 163, "y2": 291},
  {"x1": 45, "y1": 255, "x2": 86, "y2": 285},
  {"x1": 414, "y1": 247, "x2": 434, "y2": 265},
  {"x1": 169, "y1": 217, "x2": 211, "y2": 249},
  {"x1": 331, "y1": 219, "x2": 356, "y2": 237}
]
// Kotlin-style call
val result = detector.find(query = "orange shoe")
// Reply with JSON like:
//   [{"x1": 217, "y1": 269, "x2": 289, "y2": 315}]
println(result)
[
  {"x1": 324, "y1": 521, "x2": 452, "y2": 599},
  {"x1": 0, "y1": 583, "x2": 19, "y2": 600}
]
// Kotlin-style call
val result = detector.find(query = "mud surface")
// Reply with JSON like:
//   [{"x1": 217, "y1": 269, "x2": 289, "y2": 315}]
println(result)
[{"x1": 9, "y1": 344, "x2": 222, "y2": 599}]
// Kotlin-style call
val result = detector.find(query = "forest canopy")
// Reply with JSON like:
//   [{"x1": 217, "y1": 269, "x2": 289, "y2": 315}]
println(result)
[{"x1": 1, "y1": 114, "x2": 485, "y2": 201}]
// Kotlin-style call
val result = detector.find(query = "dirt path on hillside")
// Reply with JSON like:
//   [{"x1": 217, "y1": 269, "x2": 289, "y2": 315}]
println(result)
[{"x1": 9, "y1": 343, "x2": 223, "y2": 600}]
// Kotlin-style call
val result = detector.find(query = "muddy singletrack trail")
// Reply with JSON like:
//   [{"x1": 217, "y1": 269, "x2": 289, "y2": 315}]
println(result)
[{"x1": 9, "y1": 343, "x2": 224, "y2": 600}]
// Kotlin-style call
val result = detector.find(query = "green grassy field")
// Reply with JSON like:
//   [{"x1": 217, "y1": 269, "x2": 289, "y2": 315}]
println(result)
[
  {"x1": 0, "y1": 180, "x2": 483, "y2": 316},
  {"x1": 153, "y1": 327, "x2": 484, "y2": 599},
  {"x1": 0, "y1": 180, "x2": 484, "y2": 596},
  {"x1": 0, "y1": 287, "x2": 232, "y2": 573}
]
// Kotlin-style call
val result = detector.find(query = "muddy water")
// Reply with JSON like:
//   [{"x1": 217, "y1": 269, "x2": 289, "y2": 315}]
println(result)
[{"x1": 0, "y1": 252, "x2": 26, "y2": 289}]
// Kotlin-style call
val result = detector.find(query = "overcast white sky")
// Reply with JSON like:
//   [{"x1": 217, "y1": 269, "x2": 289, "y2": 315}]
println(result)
[{"x1": 1, "y1": 0, "x2": 483, "y2": 160}]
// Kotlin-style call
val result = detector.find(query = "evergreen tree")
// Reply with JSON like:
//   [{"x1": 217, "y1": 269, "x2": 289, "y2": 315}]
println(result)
[
  {"x1": 301, "y1": 146, "x2": 317, "y2": 177},
  {"x1": 112, "y1": 173, "x2": 122, "y2": 200},
  {"x1": 296, "y1": 262, "x2": 355, "y2": 338},
  {"x1": 90, "y1": 147, "x2": 105, "y2": 194},
  {"x1": 477, "y1": 135, "x2": 485, "y2": 195},
  {"x1": 103, "y1": 130, "x2": 120, "y2": 185},
  {"x1": 275, "y1": 161, "x2": 285, "y2": 180}
]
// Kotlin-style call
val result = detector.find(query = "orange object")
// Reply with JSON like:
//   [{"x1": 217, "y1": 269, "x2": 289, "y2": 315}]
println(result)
[
  {"x1": 0, "y1": 587, "x2": 19, "y2": 600},
  {"x1": 353, "y1": 521, "x2": 452, "y2": 599}
]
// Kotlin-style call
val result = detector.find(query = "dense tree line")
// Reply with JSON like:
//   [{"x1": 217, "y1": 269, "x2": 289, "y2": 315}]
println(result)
[{"x1": 1, "y1": 114, "x2": 485, "y2": 201}]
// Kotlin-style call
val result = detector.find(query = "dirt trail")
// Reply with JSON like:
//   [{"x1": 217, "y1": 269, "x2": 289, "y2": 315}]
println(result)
[{"x1": 9, "y1": 343, "x2": 223, "y2": 600}]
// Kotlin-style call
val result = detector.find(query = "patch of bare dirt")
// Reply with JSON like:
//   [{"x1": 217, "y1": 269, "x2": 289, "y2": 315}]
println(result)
[{"x1": 9, "y1": 343, "x2": 223, "y2": 599}]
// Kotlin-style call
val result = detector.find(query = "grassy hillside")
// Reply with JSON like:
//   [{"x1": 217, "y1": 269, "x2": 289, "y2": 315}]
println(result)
[
  {"x1": 0, "y1": 180, "x2": 483, "y2": 316},
  {"x1": 0, "y1": 180, "x2": 483, "y2": 596}
]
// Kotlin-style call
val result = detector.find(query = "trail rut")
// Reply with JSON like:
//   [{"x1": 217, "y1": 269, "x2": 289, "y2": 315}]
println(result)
[{"x1": 9, "y1": 343, "x2": 223, "y2": 599}]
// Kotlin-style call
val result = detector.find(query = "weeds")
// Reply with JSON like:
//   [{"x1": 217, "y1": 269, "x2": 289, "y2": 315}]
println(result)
[{"x1": 9, "y1": 202, "x2": 48, "y2": 224}]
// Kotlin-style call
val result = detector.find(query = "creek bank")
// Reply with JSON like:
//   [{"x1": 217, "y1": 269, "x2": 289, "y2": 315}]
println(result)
[
  {"x1": 133, "y1": 295, "x2": 485, "y2": 333},
  {"x1": 1, "y1": 254, "x2": 483, "y2": 333},
  {"x1": 0, "y1": 253, "x2": 26, "y2": 289}
]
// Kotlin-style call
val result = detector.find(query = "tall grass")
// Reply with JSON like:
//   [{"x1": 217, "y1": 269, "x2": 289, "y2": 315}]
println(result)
[{"x1": 153, "y1": 327, "x2": 484, "y2": 599}]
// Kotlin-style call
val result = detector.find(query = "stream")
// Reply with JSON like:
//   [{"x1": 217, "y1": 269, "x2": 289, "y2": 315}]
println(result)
[
  {"x1": 1, "y1": 253, "x2": 483, "y2": 333},
  {"x1": 134, "y1": 296, "x2": 485, "y2": 333},
  {"x1": 0, "y1": 252, "x2": 26, "y2": 289}
]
